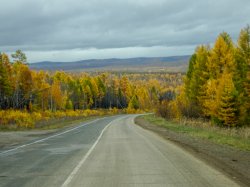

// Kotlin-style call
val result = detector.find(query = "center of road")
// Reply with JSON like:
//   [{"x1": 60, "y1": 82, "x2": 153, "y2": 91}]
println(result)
[{"x1": 61, "y1": 116, "x2": 127, "y2": 187}]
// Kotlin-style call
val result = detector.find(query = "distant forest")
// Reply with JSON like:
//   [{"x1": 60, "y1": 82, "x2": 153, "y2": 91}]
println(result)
[{"x1": 0, "y1": 51, "x2": 183, "y2": 111}]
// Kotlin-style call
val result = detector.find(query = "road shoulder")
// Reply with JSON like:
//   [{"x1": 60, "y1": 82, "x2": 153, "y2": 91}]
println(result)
[
  {"x1": 0, "y1": 117, "x2": 102, "y2": 150},
  {"x1": 135, "y1": 116, "x2": 250, "y2": 187}
]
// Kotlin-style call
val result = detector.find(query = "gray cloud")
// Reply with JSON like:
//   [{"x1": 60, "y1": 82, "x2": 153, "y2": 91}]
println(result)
[{"x1": 0, "y1": 0, "x2": 249, "y2": 62}]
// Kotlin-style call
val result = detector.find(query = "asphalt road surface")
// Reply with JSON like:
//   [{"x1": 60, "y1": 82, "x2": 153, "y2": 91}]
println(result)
[{"x1": 0, "y1": 115, "x2": 239, "y2": 187}]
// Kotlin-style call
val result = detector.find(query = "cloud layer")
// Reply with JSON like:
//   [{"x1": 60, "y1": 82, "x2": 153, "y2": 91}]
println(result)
[{"x1": 0, "y1": 0, "x2": 249, "y2": 62}]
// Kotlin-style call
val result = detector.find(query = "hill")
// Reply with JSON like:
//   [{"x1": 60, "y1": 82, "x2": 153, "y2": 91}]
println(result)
[{"x1": 29, "y1": 55, "x2": 190, "y2": 72}]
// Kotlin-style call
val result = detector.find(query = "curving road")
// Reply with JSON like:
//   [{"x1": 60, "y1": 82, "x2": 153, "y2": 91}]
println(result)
[{"x1": 0, "y1": 115, "x2": 239, "y2": 187}]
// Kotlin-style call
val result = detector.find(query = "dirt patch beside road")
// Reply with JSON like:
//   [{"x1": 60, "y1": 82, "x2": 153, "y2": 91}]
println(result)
[{"x1": 135, "y1": 116, "x2": 250, "y2": 187}]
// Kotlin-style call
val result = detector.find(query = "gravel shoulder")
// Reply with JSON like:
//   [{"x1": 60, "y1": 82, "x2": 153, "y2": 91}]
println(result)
[{"x1": 135, "y1": 116, "x2": 250, "y2": 187}]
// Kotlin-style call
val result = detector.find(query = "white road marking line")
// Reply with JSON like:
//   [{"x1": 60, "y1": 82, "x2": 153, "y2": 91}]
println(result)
[
  {"x1": 61, "y1": 116, "x2": 127, "y2": 187},
  {"x1": 0, "y1": 117, "x2": 108, "y2": 156}
]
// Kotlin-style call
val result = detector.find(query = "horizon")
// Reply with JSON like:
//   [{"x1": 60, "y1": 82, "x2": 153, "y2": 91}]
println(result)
[
  {"x1": 30, "y1": 54, "x2": 191, "y2": 64},
  {"x1": 6, "y1": 46, "x2": 194, "y2": 63}
]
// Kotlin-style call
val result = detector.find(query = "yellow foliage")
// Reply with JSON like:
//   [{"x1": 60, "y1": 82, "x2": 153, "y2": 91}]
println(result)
[
  {"x1": 202, "y1": 79, "x2": 219, "y2": 117},
  {"x1": 0, "y1": 110, "x2": 34, "y2": 128},
  {"x1": 170, "y1": 100, "x2": 182, "y2": 119},
  {"x1": 124, "y1": 108, "x2": 144, "y2": 114},
  {"x1": 0, "y1": 108, "x2": 126, "y2": 129}
]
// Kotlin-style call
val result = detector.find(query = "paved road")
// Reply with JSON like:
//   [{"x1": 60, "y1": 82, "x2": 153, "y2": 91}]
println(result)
[{"x1": 0, "y1": 115, "x2": 239, "y2": 187}]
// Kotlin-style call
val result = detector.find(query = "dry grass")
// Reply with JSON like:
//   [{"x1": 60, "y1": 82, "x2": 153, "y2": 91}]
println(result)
[
  {"x1": 178, "y1": 118, "x2": 250, "y2": 139},
  {"x1": 142, "y1": 114, "x2": 250, "y2": 151}
]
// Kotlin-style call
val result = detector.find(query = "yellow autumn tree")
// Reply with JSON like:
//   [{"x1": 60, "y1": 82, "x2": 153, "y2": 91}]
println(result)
[
  {"x1": 51, "y1": 81, "x2": 64, "y2": 111},
  {"x1": 217, "y1": 72, "x2": 238, "y2": 126},
  {"x1": 208, "y1": 32, "x2": 235, "y2": 79},
  {"x1": 236, "y1": 25, "x2": 250, "y2": 124}
]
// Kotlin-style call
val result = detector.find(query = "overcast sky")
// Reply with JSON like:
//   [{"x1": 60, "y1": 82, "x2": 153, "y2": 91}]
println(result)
[{"x1": 0, "y1": 0, "x2": 249, "y2": 63}]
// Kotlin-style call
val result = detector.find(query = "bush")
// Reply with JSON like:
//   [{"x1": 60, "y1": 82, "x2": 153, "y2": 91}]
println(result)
[
  {"x1": 0, "y1": 110, "x2": 34, "y2": 128},
  {"x1": 125, "y1": 108, "x2": 144, "y2": 114},
  {"x1": 0, "y1": 108, "x2": 146, "y2": 129},
  {"x1": 0, "y1": 109, "x2": 122, "y2": 129}
]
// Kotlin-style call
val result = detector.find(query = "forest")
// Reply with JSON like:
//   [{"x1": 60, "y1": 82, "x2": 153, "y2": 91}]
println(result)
[
  {"x1": 158, "y1": 25, "x2": 250, "y2": 127},
  {"x1": 0, "y1": 26, "x2": 249, "y2": 128},
  {"x1": 0, "y1": 50, "x2": 183, "y2": 127}
]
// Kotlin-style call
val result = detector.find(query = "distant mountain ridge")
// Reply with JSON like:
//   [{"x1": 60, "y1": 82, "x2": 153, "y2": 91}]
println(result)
[{"x1": 30, "y1": 55, "x2": 190, "y2": 72}]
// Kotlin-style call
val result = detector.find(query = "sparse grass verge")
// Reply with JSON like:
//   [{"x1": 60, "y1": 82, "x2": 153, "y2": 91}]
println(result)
[{"x1": 141, "y1": 114, "x2": 250, "y2": 151}]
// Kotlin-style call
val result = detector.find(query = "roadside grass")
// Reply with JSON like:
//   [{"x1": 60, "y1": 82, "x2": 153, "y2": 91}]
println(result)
[{"x1": 141, "y1": 114, "x2": 250, "y2": 151}]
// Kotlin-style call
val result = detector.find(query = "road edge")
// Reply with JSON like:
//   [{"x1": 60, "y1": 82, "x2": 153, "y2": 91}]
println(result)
[{"x1": 134, "y1": 115, "x2": 250, "y2": 187}]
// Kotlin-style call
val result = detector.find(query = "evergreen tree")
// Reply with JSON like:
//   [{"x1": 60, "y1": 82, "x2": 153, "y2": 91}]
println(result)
[
  {"x1": 0, "y1": 54, "x2": 15, "y2": 108},
  {"x1": 11, "y1": 49, "x2": 27, "y2": 64},
  {"x1": 128, "y1": 95, "x2": 139, "y2": 109},
  {"x1": 236, "y1": 25, "x2": 250, "y2": 124},
  {"x1": 208, "y1": 33, "x2": 235, "y2": 79},
  {"x1": 185, "y1": 54, "x2": 196, "y2": 101},
  {"x1": 217, "y1": 72, "x2": 238, "y2": 126},
  {"x1": 189, "y1": 46, "x2": 210, "y2": 104},
  {"x1": 185, "y1": 46, "x2": 210, "y2": 117}
]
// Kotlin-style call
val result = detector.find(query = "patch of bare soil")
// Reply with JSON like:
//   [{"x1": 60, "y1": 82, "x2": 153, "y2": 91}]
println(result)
[{"x1": 135, "y1": 117, "x2": 250, "y2": 187}]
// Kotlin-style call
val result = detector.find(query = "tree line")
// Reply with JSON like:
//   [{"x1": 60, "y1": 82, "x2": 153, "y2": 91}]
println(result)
[
  {"x1": 0, "y1": 51, "x2": 183, "y2": 112},
  {"x1": 158, "y1": 25, "x2": 250, "y2": 127}
]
